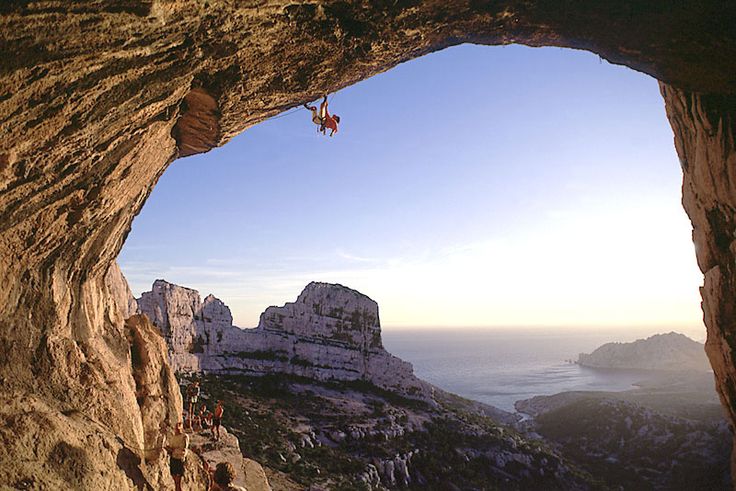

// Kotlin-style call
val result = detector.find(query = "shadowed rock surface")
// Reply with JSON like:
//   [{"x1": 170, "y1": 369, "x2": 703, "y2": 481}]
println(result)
[
  {"x1": 2, "y1": 1, "x2": 736, "y2": 486},
  {"x1": 514, "y1": 367, "x2": 730, "y2": 489},
  {"x1": 524, "y1": 396, "x2": 730, "y2": 490}
]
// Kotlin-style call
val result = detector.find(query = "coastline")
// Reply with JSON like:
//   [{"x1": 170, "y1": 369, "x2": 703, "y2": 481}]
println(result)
[{"x1": 383, "y1": 327, "x2": 714, "y2": 414}]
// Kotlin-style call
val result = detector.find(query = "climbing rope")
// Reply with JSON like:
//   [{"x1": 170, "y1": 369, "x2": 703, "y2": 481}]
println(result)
[{"x1": 268, "y1": 106, "x2": 304, "y2": 120}]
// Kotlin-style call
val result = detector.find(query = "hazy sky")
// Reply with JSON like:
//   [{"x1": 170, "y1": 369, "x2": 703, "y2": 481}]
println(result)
[{"x1": 119, "y1": 44, "x2": 703, "y2": 330}]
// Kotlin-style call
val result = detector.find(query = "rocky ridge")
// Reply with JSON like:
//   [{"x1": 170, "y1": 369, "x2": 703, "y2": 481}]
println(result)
[
  {"x1": 577, "y1": 332, "x2": 710, "y2": 371},
  {"x1": 138, "y1": 280, "x2": 432, "y2": 400}
]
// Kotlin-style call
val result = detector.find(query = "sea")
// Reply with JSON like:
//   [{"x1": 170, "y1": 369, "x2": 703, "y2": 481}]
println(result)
[{"x1": 382, "y1": 326, "x2": 706, "y2": 413}]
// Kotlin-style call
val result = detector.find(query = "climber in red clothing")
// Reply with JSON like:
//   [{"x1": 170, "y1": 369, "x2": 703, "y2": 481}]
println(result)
[{"x1": 304, "y1": 95, "x2": 340, "y2": 136}]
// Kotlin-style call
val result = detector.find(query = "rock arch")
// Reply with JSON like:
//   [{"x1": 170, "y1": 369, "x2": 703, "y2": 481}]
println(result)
[{"x1": 1, "y1": 1, "x2": 736, "y2": 486}]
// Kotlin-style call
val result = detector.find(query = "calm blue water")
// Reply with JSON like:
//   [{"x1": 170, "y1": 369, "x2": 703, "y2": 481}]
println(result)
[{"x1": 382, "y1": 327, "x2": 705, "y2": 412}]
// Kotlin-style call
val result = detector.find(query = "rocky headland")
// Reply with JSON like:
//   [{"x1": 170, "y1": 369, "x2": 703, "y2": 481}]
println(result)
[
  {"x1": 138, "y1": 280, "x2": 432, "y2": 401},
  {"x1": 577, "y1": 332, "x2": 711, "y2": 371}
]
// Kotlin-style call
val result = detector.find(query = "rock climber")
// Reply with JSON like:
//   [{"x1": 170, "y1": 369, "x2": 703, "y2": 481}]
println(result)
[
  {"x1": 206, "y1": 461, "x2": 247, "y2": 491},
  {"x1": 186, "y1": 380, "x2": 200, "y2": 429},
  {"x1": 213, "y1": 400, "x2": 224, "y2": 441},
  {"x1": 165, "y1": 420, "x2": 190, "y2": 491},
  {"x1": 304, "y1": 95, "x2": 340, "y2": 136}
]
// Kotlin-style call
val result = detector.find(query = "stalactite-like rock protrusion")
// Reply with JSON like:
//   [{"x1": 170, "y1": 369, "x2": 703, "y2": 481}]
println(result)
[{"x1": 1, "y1": 1, "x2": 736, "y2": 486}]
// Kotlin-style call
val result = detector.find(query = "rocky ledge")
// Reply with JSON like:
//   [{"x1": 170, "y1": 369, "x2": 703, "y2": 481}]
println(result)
[
  {"x1": 138, "y1": 280, "x2": 432, "y2": 400},
  {"x1": 577, "y1": 332, "x2": 711, "y2": 372},
  {"x1": 189, "y1": 427, "x2": 271, "y2": 491}
]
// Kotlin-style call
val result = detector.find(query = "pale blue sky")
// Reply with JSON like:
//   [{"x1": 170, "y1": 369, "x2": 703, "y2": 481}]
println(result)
[{"x1": 119, "y1": 44, "x2": 703, "y2": 331}]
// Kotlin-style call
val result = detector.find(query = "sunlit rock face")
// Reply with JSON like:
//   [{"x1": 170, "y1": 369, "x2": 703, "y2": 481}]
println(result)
[
  {"x1": 0, "y1": 265, "x2": 179, "y2": 489},
  {"x1": 125, "y1": 314, "x2": 182, "y2": 467},
  {"x1": 661, "y1": 86, "x2": 736, "y2": 475},
  {"x1": 1, "y1": 1, "x2": 736, "y2": 486},
  {"x1": 138, "y1": 280, "x2": 432, "y2": 400},
  {"x1": 137, "y1": 280, "x2": 233, "y2": 363}
]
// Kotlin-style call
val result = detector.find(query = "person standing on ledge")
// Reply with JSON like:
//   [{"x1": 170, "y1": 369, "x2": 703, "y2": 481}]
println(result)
[
  {"x1": 304, "y1": 95, "x2": 340, "y2": 136},
  {"x1": 165, "y1": 421, "x2": 190, "y2": 491},
  {"x1": 186, "y1": 380, "x2": 200, "y2": 429},
  {"x1": 213, "y1": 400, "x2": 224, "y2": 441}
]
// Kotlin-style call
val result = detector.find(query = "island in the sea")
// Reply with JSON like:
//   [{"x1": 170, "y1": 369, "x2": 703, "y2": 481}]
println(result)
[{"x1": 577, "y1": 331, "x2": 711, "y2": 371}]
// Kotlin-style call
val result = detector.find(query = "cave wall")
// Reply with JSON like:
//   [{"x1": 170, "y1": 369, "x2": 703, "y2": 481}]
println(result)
[
  {"x1": 661, "y1": 86, "x2": 736, "y2": 472},
  {"x1": 1, "y1": 1, "x2": 736, "y2": 487}
]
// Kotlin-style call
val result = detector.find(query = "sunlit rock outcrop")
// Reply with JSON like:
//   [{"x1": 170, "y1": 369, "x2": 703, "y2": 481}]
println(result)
[
  {"x1": 1, "y1": 1, "x2": 736, "y2": 486},
  {"x1": 191, "y1": 428, "x2": 271, "y2": 491},
  {"x1": 138, "y1": 280, "x2": 432, "y2": 400},
  {"x1": 125, "y1": 314, "x2": 182, "y2": 463},
  {"x1": 0, "y1": 265, "x2": 179, "y2": 490}
]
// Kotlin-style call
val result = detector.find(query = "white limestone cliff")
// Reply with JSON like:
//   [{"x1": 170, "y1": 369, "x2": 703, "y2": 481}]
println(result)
[
  {"x1": 104, "y1": 261, "x2": 140, "y2": 319},
  {"x1": 138, "y1": 281, "x2": 432, "y2": 400},
  {"x1": 577, "y1": 332, "x2": 711, "y2": 371}
]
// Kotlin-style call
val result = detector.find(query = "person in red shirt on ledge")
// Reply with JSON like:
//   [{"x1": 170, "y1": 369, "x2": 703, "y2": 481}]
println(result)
[{"x1": 304, "y1": 95, "x2": 340, "y2": 136}]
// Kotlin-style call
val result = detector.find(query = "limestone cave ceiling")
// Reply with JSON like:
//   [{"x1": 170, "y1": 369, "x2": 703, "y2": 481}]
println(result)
[{"x1": 0, "y1": 1, "x2": 733, "y2": 274}]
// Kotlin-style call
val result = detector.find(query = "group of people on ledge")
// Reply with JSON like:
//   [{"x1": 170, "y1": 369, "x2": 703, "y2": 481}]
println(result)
[
  {"x1": 164, "y1": 379, "x2": 242, "y2": 491},
  {"x1": 184, "y1": 380, "x2": 225, "y2": 441}
]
